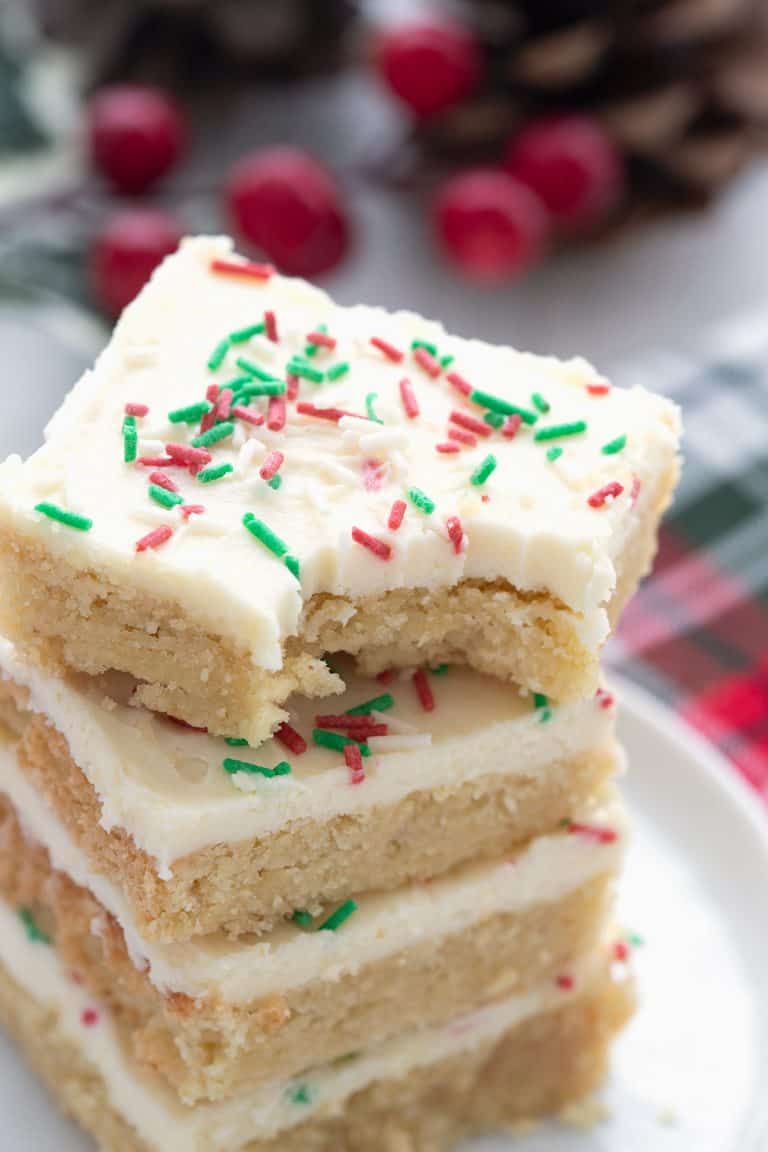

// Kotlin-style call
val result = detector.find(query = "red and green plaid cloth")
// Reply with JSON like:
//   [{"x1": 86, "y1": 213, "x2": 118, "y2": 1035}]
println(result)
[{"x1": 608, "y1": 320, "x2": 768, "y2": 804}]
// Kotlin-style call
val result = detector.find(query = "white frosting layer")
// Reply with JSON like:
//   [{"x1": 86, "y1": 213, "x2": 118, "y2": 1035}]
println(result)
[
  {"x1": 0, "y1": 637, "x2": 616, "y2": 872},
  {"x1": 0, "y1": 735, "x2": 624, "y2": 1003},
  {"x1": 0, "y1": 897, "x2": 620, "y2": 1150},
  {"x1": 0, "y1": 235, "x2": 681, "y2": 673}
]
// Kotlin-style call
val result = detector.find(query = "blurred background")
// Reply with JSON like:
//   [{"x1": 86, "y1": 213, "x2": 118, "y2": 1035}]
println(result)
[{"x1": 1, "y1": 0, "x2": 768, "y2": 797}]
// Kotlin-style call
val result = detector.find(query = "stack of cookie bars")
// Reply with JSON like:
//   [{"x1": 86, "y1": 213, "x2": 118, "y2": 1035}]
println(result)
[{"x1": 0, "y1": 237, "x2": 680, "y2": 1152}]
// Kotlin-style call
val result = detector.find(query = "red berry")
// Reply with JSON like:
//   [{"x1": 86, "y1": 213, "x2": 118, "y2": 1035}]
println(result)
[
  {"x1": 226, "y1": 147, "x2": 350, "y2": 278},
  {"x1": 504, "y1": 115, "x2": 625, "y2": 232},
  {"x1": 373, "y1": 20, "x2": 481, "y2": 119},
  {"x1": 89, "y1": 209, "x2": 182, "y2": 316},
  {"x1": 88, "y1": 85, "x2": 186, "y2": 195},
  {"x1": 433, "y1": 168, "x2": 549, "y2": 282}
]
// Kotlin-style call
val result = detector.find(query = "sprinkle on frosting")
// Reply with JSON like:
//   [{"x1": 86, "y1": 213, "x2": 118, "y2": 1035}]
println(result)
[
  {"x1": 122, "y1": 415, "x2": 137, "y2": 463},
  {"x1": 291, "y1": 909, "x2": 313, "y2": 928},
  {"x1": 345, "y1": 742, "x2": 366, "y2": 785},
  {"x1": 412, "y1": 668, "x2": 436, "y2": 712},
  {"x1": 135, "y1": 525, "x2": 173, "y2": 552},
  {"x1": 327, "y1": 361, "x2": 350, "y2": 381},
  {"x1": 602, "y1": 435, "x2": 627, "y2": 455},
  {"x1": 243, "y1": 514, "x2": 299, "y2": 580},
  {"x1": 369, "y1": 337, "x2": 403, "y2": 362},
  {"x1": 318, "y1": 899, "x2": 358, "y2": 932},
  {"x1": 232, "y1": 404, "x2": 264, "y2": 426},
  {"x1": 588, "y1": 481, "x2": 624, "y2": 508},
  {"x1": 225, "y1": 736, "x2": 249, "y2": 746},
  {"x1": 556, "y1": 974, "x2": 575, "y2": 991},
  {"x1": 413, "y1": 346, "x2": 441, "y2": 377},
  {"x1": 446, "y1": 371, "x2": 472, "y2": 397},
  {"x1": 165, "y1": 443, "x2": 212, "y2": 468},
  {"x1": 470, "y1": 453, "x2": 497, "y2": 486},
  {"x1": 351, "y1": 526, "x2": 392, "y2": 560},
  {"x1": 275, "y1": 722, "x2": 308, "y2": 755},
  {"x1": 287, "y1": 358, "x2": 324, "y2": 384},
  {"x1": 34, "y1": 502, "x2": 92, "y2": 532},
  {"x1": 148, "y1": 471, "x2": 179, "y2": 493},
  {"x1": 229, "y1": 322, "x2": 265, "y2": 344},
  {"x1": 399, "y1": 377, "x2": 419, "y2": 419},
  {"x1": 567, "y1": 820, "x2": 618, "y2": 844},
  {"x1": 223, "y1": 758, "x2": 292, "y2": 777},
  {"x1": 259, "y1": 451, "x2": 284, "y2": 482},
  {"x1": 533, "y1": 420, "x2": 588, "y2": 442},
  {"x1": 198, "y1": 462, "x2": 234, "y2": 484},
  {"x1": 449, "y1": 410, "x2": 491, "y2": 438},
  {"x1": 264, "y1": 310, "x2": 278, "y2": 342},
  {"x1": 483, "y1": 412, "x2": 504, "y2": 430},
  {"x1": 407, "y1": 487, "x2": 435, "y2": 515},
  {"x1": 502, "y1": 414, "x2": 522, "y2": 439},
  {"x1": 149, "y1": 484, "x2": 183, "y2": 509},
  {"x1": 587, "y1": 381, "x2": 611, "y2": 396},
  {"x1": 448, "y1": 427, "x2": 476, "y2": 447},
  {"x1": 168, "y1": 400, "x2": 212, "y2": 425},
  {"x1": 365, "y1": 393, "x2": 382, "y2": 424},
  {"x1": 546, "y1": 447, "x2": 563, "y2": 462},
  {"x1": 469, "y1": 389, "x2": 537, "y2": 424},
  {"x1": 531, "y1": 392, "x2": 550, "y2": 414},
  {"x1": 267, "y1": 395, "x2": 286, "y2": 431},
  {"x1": 207, "y1": 338, "x2": 230, "y2": 371},
  {"x1": 446, "y1": 515, "x2": 463, "y2": 554},
  {"x1": 124, "y1": 402, "x2": 149, "y2": 417},
  {"x1": 180, "y1": 504, "x2": 205, "y2": 519},
  {"x1": 19, "y1": 907, "x2": 51, "y2": 945},
  {"x1": 345, "y1": 694, "x2": 394, "y2": 717},
  {"x1": 436, "y1": 442, "x2": 460, "y2": 454},
  {"x1": 306, "y1": 329, "x2": 336, "y2": 350},
  {"x1": 210, "y1": 257, "x2": 273, "y2": 281},
  {"x1": 191, "y1": 421, "x2": 235, "y2": 449},
  {"x1": 312, "y1": 729, "x2": 372, "y2": 757}
]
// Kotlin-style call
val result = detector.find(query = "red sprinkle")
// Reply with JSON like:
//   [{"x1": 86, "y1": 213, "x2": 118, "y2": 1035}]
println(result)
[
  {"x1": 286, "y1": 374, "x2": 299, "y2": 401},
  {"x1": 388, "y1": 499, "x2": 406, "y2": 531},
  {"x1": 316, "y1": 717, "x2": 388, "y2": 737},
  {"x1": 267, "y1": 395, "x2": 286, "y2": 431},
  {"x1": 568, "y1": 821, "x2": 618, "y2": 845},
  {"x1": 556, "y1": 974, "x2": 575, "y2": 991},
  {"x1": 586, "y1": 381, "x2": 611, "y2": 396},
  {"x1": 138, "y1": 455, "x2": 175, "y2": 467},
  {"x1": 344, "y1": 743, "x2": 366, "y2": 785},
  {"x1": 376, "y1": 669, "x2": 395, "y2": 685},
  {"x1": 351, "y1": 526, "x2": 392, "y2": 560},
  {"x1": 399, "y1": 377, "x2": 420, "y2": 419},
  {"x1": 165, "y1": 443, "x2": 212, "y2": 468},
  {"x1": 412, "y1": 668, "x2": 436, "y2": 712},
  {"x1": 596, "y1": 688, "x2": 614, "y2": 710},
  {"x1": 80, "y1": 1008, "x2": 100, "y2": 1028},
  {"x1": 206, "y1": 384, "x2": 220, "y2": 403},
  {"x1": 259, "y1": 451, "x2": 284, "y2": 482},
  {"x1": 436, "y1": 442, "x2": 460, "y2": 454},
  {"x1": 630, "y1": 475, "x2": 642, "y2": 505},
  {"x1": 449, "y1": 410, "x2": 492, "y2": 438},
  {"x1": 275, "y1": 722, "x2": 307, "y2": 755},
  {"x1": 306, "y1": 330, "x2": 336, "y2": 349},
  {"x1": 199, "y1": 407, "x2": 217, "y2": 434},
  {"x1": 502, "y1": 414, "x2": 522, "y2": 439},
  {"x1": 264, "y1": 309, "x2": 278, "y2": 342},
  {"x1": 316, "y1": 714, "x2": 385, "y2": 730},
  {"x1": 125, "y1": 402, "x2": 149, "y2": 417},
  {"x1": 413, "y1": 346, "x2": 441, "y2": 377},
  {"x1": 446, "y1": 371, "x2": 472, "y2": 397},
  {"x1": 180, "y1": 504, "x2": 205, "y2": 519},
  {"x1": 448, "y1": 427, "x2": 476, "y2": 447},
  {"x1": 216, "y1": 388, "x2": 233, "y2": 421},
  {"x1": 297, "y1": 402, "x2": 350, "y2": 423},
  {"x1": 135, "y1": 525, "x2": 173, "y2": 553},
  {"x1": 370, "y1": 336, "x2": 403, "y2": 362},
  {"x1": 446, "y1": 515, "x2": 464, "y2": 555},
  {"x1": 232, "y1": 404, "x2": 264, "y2": 426},
  {"x1": 481, "y1": 493, "x2": 490, "y2": 503},
  {"x1": 148, "y1": 470, "x2": 179, "y2": 493},
  {"x1": 613, "y1": 939, "x2": 630, "y2": 963},
  {"x1": 588, "y1": 481, "x2": 624, "y2": 509},
  {"x1": 363, "y1": 458, "x2": 385, "y2": 492},
  {"x1": 210, "y1": 258, "x2": 274, "y2": 281}
]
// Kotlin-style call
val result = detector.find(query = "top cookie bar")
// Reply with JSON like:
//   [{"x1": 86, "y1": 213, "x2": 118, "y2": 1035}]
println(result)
[{"x1": 0, "y1": 236, "x2": 680, "y2": 741}]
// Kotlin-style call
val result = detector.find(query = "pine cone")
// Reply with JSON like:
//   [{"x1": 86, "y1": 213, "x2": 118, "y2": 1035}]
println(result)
[
  {"x1": 420, "y1": 0, "x2": 768, "y2": 213},
  {"x1": 36, "y1": 0, "x2": 358, "y2": 91}
]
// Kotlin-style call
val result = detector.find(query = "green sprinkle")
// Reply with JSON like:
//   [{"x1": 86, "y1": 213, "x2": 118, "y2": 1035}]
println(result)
[
  {"x1": 223, "y1": 758, "x2": 292, "y2": 777},
  {"x1": 365, "y1": 392, "x2": 383, "y2": 424},
  {"x1": 411, "y1": 339, "x2": 438, "y2": 356},
  {"x1": 440, "y1": 354, "x2": 455, "y2": 368},
  {"x1": 287, "y1": 1083, "x2": 313, "y2": 1106},
  {"x1": 19, "y1": 907, "x2": 51, "y2": 945},
  {"x1": 34, "y1": 502, "x2": 92, "y2": 532},
  {"x1": 198, "y1": 462, "x2": 233, "y2": 484},
  {"x1": 225, "y1": 737, "x2": 249, "y2": 747},
  {"x1": 469, "y1": 389, "x2": 538, "y2": 424},
  {"x1": 312, "y1": 729, "x2": 371, "y2": 757},
  {"x1": 287, "y1": 359, "x2": 324, "y2": 384},
  {"x1": 628, "y1": 931, "x2": 645, "y2": 948},
  {"x1": 533, "y1": 420, "x2": 588, "y2": 443},
  {"x1": 470, "y1": 453, "x2": 497, "y2": 486},
  {"x1": 149, "y1": 484, "x2": 183, "y2": 509},
  {"x1": 539, "y1": 708, "x2": 552, "y2": 723},
  {"x1": 207, "y1": 338, "x2": 230, "y2": 371},
  {"x1": 243, "y1": 514, "x2": 288, "y2": 558},
  {"x1": 531, "y1": 392, "x2": 550, "y2": 414},
  {"x1": 546, "y1": 446, "x2": 563, "y2": 462},
  {"x1": 237, "y1": 380, "x2": 285, "y2": 398},
  {"x1": 327, "y1": 361, "x2": 350, "y2": 381},
  {"x1": 284, "y1": 554, "x2": 300, "y2": 579},
  {"x1": 319, "y1": 899, "x2": 358, "y2": 932},
  {"x1": 122, "y1": 414, "x2": 137, "y2": 463},
  {"x1": 483, "y1": 411, "x2": 504, "y2": 429},
  {"x1": 267, "y1": 474, "x2": 282, "y2": 490},
  {"x1": 602, "y1": 434, "x2": 627, "y2": 455},
  {"x1": 305, "y1": 323, "x2": 327, "y2": 357},
  {"x1": 235, "y1": 357, "x2": 278, "y2": 382},
  {"x1": 430, "y1": 664, "x2": 449, "y2": 675},
  {"x1": 346, "y1": 693, "x2": 394, "y2": 715},
  {"x1": 292, "y1": 909, "x2": 314, "y2": 928},
  {"x1": 191, "y1": 421, "x2": 235, "y2": 448},
  {"x1": 228, "y1": 323, "x2": 265, "y2": 344},
  {"x1": 407, "y1": 487, "x2": 435, "y2": 515},
  {"x1": 168, "y1": 400, "x2": 212, "y2": 424},
  {"x1": 533, "y1": 692, "x2": 549, "y2": 710}
]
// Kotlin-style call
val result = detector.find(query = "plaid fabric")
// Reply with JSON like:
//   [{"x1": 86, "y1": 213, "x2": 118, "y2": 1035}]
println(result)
[{"x1": 609, "y1": 319, "x2": 768, "y2": 804}]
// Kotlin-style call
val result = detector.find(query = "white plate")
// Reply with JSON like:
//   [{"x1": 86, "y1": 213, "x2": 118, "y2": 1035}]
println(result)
[{"x1": 1, "y1": 680, "x2": 767, "y2": 1151}]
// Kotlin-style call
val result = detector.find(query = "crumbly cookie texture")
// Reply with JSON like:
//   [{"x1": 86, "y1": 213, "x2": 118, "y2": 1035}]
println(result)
[
  {"x1": 0, "y1": 236, "x2": 680, "y2": 738},
  {"x1": 0, "y1": 894, "x2": 634, "y2": 1152}
]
